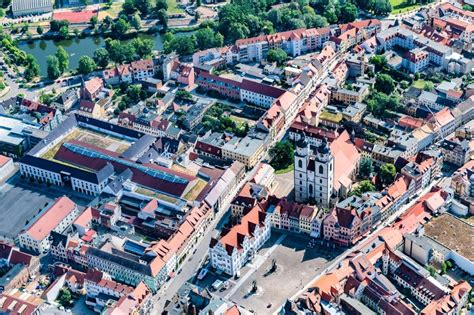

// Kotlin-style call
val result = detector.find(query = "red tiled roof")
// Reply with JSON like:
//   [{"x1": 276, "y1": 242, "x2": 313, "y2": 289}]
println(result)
[
  {"x1": 23, "y1": 197, "x2": 77, "y2": 241},
  {"x1": 0, "y1": 155, "x2": 11, "y2": 168}
]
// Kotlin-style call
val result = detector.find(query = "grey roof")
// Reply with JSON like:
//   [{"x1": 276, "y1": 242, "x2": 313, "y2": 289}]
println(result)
[{"x1": 121, "y1": 134, "x2": 156, "y2": 160}]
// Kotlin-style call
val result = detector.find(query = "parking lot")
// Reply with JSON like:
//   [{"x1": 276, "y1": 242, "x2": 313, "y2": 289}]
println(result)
[
  {"x1": 198, "y1": 231, "x2": 342, "y2": 313},
  {"x1": 0, "y1": 175, "x2": 92, "y2": 239}
]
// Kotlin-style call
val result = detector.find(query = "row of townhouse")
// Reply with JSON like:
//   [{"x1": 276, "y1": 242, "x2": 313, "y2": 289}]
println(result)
[
  {"x1": 235, "y1": 19, "x2": 380, "y2": 62},
  {"x1": 322, "y1": 150, "x2": 442, "y2": 246},
  {"x1": 85, "y1": 204, "x2": 213, "y2": 293},
  {"x1": 102, "y1": 59, "x2": 156, "y2": 86}
]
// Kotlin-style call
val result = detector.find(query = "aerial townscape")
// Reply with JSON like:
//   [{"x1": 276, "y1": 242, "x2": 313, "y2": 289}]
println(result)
[{"x1": 0, "y1": 0, "x2": 473, "y2": 313}]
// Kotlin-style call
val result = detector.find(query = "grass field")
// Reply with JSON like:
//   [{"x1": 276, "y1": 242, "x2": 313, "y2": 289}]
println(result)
[
  {"x1": 275, "y1": 163, "x2": 294, "y2": 175},
  {"x1": 413, "y1": 80, "x2": 430, "y2": 89},
  {"x1": 390, "y1": 0, "x2": 420, "y2": 13},
  {"x1": 98, "y1": 2, "x2": 123, "y2": 20},
  {"x1": 167, "y1": 0, "x2": 184, "y2": 14}
]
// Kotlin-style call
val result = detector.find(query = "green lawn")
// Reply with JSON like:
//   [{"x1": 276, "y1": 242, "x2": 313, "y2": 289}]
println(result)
[
  {"x1": 167, "y1": 0, "x2": 184, "y2": 14},
  {"x1": 275, "y1": 163, "x2": 294, "y2": 175},
  {"x1": 413, "y1": 80, "x2": 430, "y2": 89},
  {"x1": 390, "y1": 0, "x2": 420, "y2": 13}
]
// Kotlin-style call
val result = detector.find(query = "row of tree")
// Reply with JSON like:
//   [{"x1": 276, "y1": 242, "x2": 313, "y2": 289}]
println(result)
[{"x1": 45, "y1": 37, "x2": 155, "y2": 80}]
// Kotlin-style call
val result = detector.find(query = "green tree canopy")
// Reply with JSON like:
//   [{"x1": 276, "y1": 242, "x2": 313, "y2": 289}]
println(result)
[
  {"x1": 55, "y1": 46, "x2": 69, "y2": 74},
  {"x1": 267, "y1": 48, "x2": 287, "y2": 65},
  {"x1": 112, "y1": 18, "x2": 130, "y2": 37},
  {"x1": 269, "y1": 141, "x2": 294, "y2": 170},
  {"x1": 380, "y1": 163, "x2": 396, "y2": 186},
  {"x1": 375, "y1": 74, "x2": 395, "y2": 94},
  {"x1": 47, "y1": 55, "x2": 61, "y2": 80},
  {"x1": 359, "y1": 157, "x2": 374, "y2": 178},
  {"x1": 93, "y1": 48, "x2": 110, "y2": 68},
  {"x1": 77, "y1": 55, "x2": 96, "y2": 75}
]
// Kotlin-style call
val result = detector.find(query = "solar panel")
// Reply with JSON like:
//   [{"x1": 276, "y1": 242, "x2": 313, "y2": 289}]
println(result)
[
  {"x1": 123, "y1": 240, "x2": 147, "y2": 256},
  {"x1": 63, "y1": 143, "x2": 188, "y2": 184}
]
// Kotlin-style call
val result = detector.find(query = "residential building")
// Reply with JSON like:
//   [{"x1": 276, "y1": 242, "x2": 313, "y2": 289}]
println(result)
[
  {"x1": 210, "y1": 205, "x2": 271, "y2": 276},
  {"x1": 440, "y1": 138, "x2": 472, "y2": 166},
  {"x1": 331, "y1": 83, "x2": 369, "y2": 105},
  {"x1": 18, "y1": 196, "x2": 80, "y2": 254},
  {"x1": 222, "y1": 135, "x2": 265, "y2": 168},
  {"x1": 342, "y1": 102, "x2": 367, "y2": 122}
]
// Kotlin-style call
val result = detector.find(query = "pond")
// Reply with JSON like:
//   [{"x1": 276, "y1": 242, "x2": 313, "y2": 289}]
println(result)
[{"x1": 18, "y1": 32, "x2": 184, "y2": 76}]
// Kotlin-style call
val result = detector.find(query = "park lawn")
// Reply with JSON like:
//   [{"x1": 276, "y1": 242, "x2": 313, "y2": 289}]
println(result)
[
  {"x1": 167, "y1": 0, "x2": 185, "y2": 14},
  {"x1": 98, "y1": 2, "x2": 122, "y2": 20},
  {"x1": 413, "y1": 79, "x2": 430, "y2": 89},
  {"x1": 275, "y1": 163, "x2": 294, "y2": 175},
  {"x1": 390, "y1": 0, "x2": 420, "y2": 13}
]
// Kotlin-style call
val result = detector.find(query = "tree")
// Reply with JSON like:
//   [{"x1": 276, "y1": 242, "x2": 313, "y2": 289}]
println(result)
[
  {"x1": 350, "y1": 180, "x2": 376, "y2": 196},
  {"x1": 112, "y1": 18, "x2": 130, "y2": 37},
  {"x1": 370, "y1": 0, "x2": 392, "y2": 16},
  {"x1": 462, "y1": 4, "x2": 472, "y2": 11},
  {"x1": 427, "y1": 265, "x2": 436, "y2": 277},
  {"x1": 55, "y1": 47, "x2": 69, "y2": 74},
  {"x1": 155, "y1": 0, "x2": 168, "y2": 11},
  {"x1": 90, "y1": 15, "x2": 98, "y2": 27},
  {"x1": 132, "y1": 38, "x2": 154, "y2": 58},
  {"x1": 57, "y1": 288, "x2": 73, "y2": 307},
  {"x1": 93, "y1": 48, "x2": 110, "y2": 68},
  {"x1": 77, "y1": 55, "x2": 96, "y2": 75},
  {"x1": 127, "y1": 85, "x2": 142, "y2": 102},
  {"x1": 164, "y1": 34, "x2": 196, "y2": 55},
  {"x1": 359, "y1": 157, "x2": 374, "y2": 178},
  {"x1": 36, "y1": 25, "x2": 43, "y2": 35},
  {"x1": 375, "y1": 74, "x2": 395, "y2": 94},
  {"x1": 24, "y1": 54, "x2": 40, "y2": 81},
  {"x1": 131, "y1": 14, "x2": 141, "y2": 30},
  {"x1": 157, "y1": 9, "x2": 168, "y2": 30},
  {"x1": 339, "y1": 2, "x2": 358, "y2": 23},
  {"x1": 59, "y1": 25, "x2": 69, "y2": 38},
  {"x1": 47, "y1": 55, "x2": 61, "y2": 80},
  {"x1": 269, "y1": 141, "x2": 294, "y2": 170},
  {"x1": 50, "y1": 20, "x2": 69, "y2": 32},
  {"x1": 195, "y1": 27, "x2": 223, "y2": 50},
  {"x1": 370, "y1": 55, "x2": 387, "y2": 71},
  {"x1": 122, "y1": 0, "x2": 136, "y2": 14},
  {"x1": 135, "y1": 0, "x2": 152, "y2": 15},
  {"x1": 441, "y1": 261, "x2": 447, "y2": 274},
  {"x1": 175, "y1": 89, "x2": 193, "y2": 102},
  {"x1": 423, "y1": 81, "x2": 434, "y2": 91},
  {"x1": 0, "y1": 8, "x2": 4, "y2": 17},
  {"x1": 267, "y1": 48, "x2": 287, "y2": 65},
  {"x1": 380, "y1": 163, "x2": 396, "y2": 186}
]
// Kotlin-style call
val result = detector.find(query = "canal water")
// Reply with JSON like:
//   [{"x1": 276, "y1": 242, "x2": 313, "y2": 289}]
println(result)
[{"x1": 18, "y1": 32, "x2": 181, "y2": 76}]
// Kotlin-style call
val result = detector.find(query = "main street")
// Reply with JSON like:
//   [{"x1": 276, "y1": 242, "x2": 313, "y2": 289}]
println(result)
[
  {"x1": 154, "y1": 164, "x2": 261, "y2": 312},
  {"x1": 154, "y1": 33, "x2": 352, "y2": 311}
]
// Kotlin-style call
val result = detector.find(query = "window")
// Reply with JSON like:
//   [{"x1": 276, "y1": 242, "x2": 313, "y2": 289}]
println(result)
[
  {"x1": 319, "y1": 165, "x2": 324, "y2": 174},
  {"x1": 298, "y1": 160, "x2": 303, "y2": 168},
  {"x1": 309, "y1": 184, "x2": 313, "y2": 194}
]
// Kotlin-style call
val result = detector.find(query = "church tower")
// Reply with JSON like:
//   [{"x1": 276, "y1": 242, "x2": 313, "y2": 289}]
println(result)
[
  {"x1": 294, "y1": 134, "x2": 309, "y2": 202},
  {"x1": 312, "y1": 138, "x2": 333, "y2": 208}
]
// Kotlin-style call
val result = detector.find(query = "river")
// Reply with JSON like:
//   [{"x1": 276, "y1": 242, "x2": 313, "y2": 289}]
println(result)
[{"x1": 18, "y1": 32, "x2": 179, "y2": 76}]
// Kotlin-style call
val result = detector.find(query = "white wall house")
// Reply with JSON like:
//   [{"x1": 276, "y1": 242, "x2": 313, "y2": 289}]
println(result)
[{"x1": 18, "y1": 197, "x2": 79, "y2": 254}]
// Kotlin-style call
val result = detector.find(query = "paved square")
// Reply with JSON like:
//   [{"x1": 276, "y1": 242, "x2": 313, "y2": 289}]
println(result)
[{"x1": 219, "y1": 231, "x2": 342, "y2": 313}]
